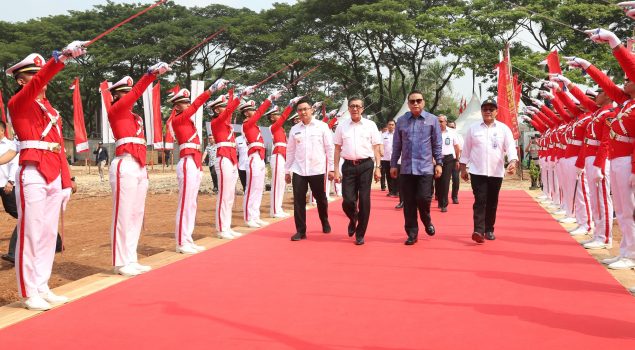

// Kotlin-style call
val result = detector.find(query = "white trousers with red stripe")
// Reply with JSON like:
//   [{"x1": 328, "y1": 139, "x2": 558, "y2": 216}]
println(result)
[
  {"x1": 539, "y1": 157, "x2": 550, "y2": 199},
  {"x1": 175, "y1": 156, "x2": 202, "y2": 247},
  {"x1": 553, "y1": 160, "x2": 563, "y2": 207},
  {"x1": 215, "y1": 157, "x2": 238, "y2": 233},
  {"x1": 243, "y1": 153, "x2": 266, "y2": 222},
  {"x1": 610, "y1": 156, "x2": 635, "y2": 255},
  {"x1": 269, "y1": 153, "x2": 287, "y2": 216},
  {"x1": 15, "y1": 166, "x2": 63, "y2": 298},
  {"x1": 109, "y1": 156, "x2": 148, "y2": 267},
  {"x1": 585, "y1": 156, "x2": 613, "y2": 243},
  {"x1": 562, "y1": 157, "x2": 591, "y2": 228}
]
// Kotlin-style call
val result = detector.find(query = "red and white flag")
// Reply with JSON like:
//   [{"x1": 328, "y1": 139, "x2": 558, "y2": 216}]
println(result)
[
  {"x1": 152, "y1": 82, "x2": 163, "y2": 149},
  {"x1": 496, "y1": 45, "x2": 520, "y2": 140},
  {"x1": 70, "y1": 78, "x2": 89, "y2": 152},
  {"x1": 164, "y1": 108, "x2": 176, "y2": 150}
]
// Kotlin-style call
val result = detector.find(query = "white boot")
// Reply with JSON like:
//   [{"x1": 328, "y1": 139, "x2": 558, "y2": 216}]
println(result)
[
  {"x1": 176, "y1": 244, "x2": 199, "y2": 254},
  {"x1": 23, "y1": 295, "x2": 52, "y2": 311}
]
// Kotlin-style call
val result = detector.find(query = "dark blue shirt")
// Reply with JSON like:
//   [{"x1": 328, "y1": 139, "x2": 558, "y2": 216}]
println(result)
[{"x1": 390, "y1": 111, "x2": 443, "y2": 175}]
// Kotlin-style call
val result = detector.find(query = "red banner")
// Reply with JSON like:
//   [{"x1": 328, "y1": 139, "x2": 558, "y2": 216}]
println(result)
[
  {"x1": 71, "y1": 78, "x2": 89, "y2": 153},
  {"x1": 152, "y1": 82, "x2": 163, "y2": 149},
  {"x1": 496, "y1": 49, "x2": 520, "y2": 140},
  {"x1": 164, "y1": 108, "x2": 175, "y2": 150}
]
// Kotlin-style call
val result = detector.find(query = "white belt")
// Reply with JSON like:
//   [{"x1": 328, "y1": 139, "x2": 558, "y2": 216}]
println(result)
[
  {"x1": 179, "y1": 142, "x2": 200, "y2": 151},
  {"x1": 216, "y1": 142, "x2": 236, "y2": 148},
  {"x1": 568, "y1": 139, "x2": 583, "y2": 146},
  {"x1": 115, "y1": 137, "x2": 146, "y2": 147},
  {"x1": 585, "y1": 139, "x2": 600, "y2": 146},
  {"x1": 273, "y1": 142, "x2": 287, "y2": 147},
  {"x1": 247, "y1": 142, "x2": 265, "y2": 150},
  {"x1": 19, "y1": 141, "x2": 61, "y2": 153},
  {"x1": 612, "y1": 134, "x2": 635, "y2": 143}
]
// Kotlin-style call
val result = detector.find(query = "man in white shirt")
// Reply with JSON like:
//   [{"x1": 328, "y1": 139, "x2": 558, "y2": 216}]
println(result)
[
  {"x1": 333, "y1": 98, "x2": 382, "y2": 245},
  {"x1": 235, "y1": 133, "x2": 248, "y2": 192},
  {"x1": 459, "y1": 99, "x2": 518, "y2": 243},
  {"x1": 0, "y1": 121, "x2": 19, "y2": 264},
  {"x1": 285, "y1": 98, "x2": 335, "y2": 241},
  {"x1": 447, "y1": 121, "x2": 462, "y2": 204},
  {"x1": 434, "y1": 115, "x2": 461, "y2": 212},
  {"x1": 381, "y1": 120, "x2": 397, "y2": 196}
]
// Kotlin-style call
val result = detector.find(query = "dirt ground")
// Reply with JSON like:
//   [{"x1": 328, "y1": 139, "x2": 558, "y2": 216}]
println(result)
[{"x1": 0, "y1": 168, "x2": 632, "y2": 306}]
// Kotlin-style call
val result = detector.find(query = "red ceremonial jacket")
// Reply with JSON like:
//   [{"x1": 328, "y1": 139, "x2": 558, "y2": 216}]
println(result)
[
  {"x1": 172, "y1": 90, "x2": 212, "y2": 169},
  {"x1": 211, "y1": 91, "x2": 241, "y2": 164},
  {"x1": 243, "y1": 99, "x2": 271, "y2": 159},
  {"x1": 270, "y1": 105, "x2": 294, "y2": 158}
]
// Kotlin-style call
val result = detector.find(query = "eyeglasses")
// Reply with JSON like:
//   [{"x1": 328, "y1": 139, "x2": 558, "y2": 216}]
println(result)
[
  {"x1": 349, "y1": 105, "x2": 364, "y2": 109},
  {"x1": 297, "y1": 107, "x2": 311, "y2": 112},
  {"x1": 408, "y1": 99, "x2": 423, "y2": 105}
]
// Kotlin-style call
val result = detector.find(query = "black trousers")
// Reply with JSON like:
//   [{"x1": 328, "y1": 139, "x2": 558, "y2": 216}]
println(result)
[
  {"x1": 380, "y1": 160, "x2": 397, "y2": 194},
  {"x1": 208, "y1": 166, "x2": 218, "y2": 189},
  {"x1": 434, "y1": 154, "x2": 455, "y2": 208},
  {"x1": 342, "y1": 159, "x2": 374, "y2": 238},
  {"x1": 451, "y1": 166, "x2": 460, "y2": 201},
  {"x1": 470, "y1": 174, "x2": 503, "y2": 234},
  {"x1": 238, "y1": 169, "x2": 247, "y2": 191},
  {"x1": 292, "y1": 173, "x2": 329, "y2": 234},
  {"x1": 399, "y1": 173, "x2": 433, "y2": 237}
]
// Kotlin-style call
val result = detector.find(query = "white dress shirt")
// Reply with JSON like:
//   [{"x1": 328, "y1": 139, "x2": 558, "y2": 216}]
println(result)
[
  {"x1": 459, "y1": 120, "x2": 518, "y2": 178},
  {"x1": 333, "y1": 118, "x2": 381, "y2": 160},
  {"x1": 381, "y1": 131, "x2": 394, "y2": 161},
  {"x1": 285, "y1": 117, "x2": 335, "y2": 176},
  {"x1": 441, "y1": 129, "x2": 460, "y2": 157},
  {"x1": 0, "y1": 137, "x2": 19, "y2": 187},
  {"x1": 235, "y1": 135, "x2": 248, "y2": 171}
]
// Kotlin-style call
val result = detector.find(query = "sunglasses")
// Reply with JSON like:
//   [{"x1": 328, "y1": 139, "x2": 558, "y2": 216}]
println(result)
[{"x1": 408, "y1": 99, "x2": 423, "y2": 104}]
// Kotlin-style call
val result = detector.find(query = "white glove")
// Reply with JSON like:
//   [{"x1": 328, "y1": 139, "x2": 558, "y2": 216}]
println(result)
[
  {"x1": 61, "y1": 188, "x2": 72, "y2": 212},
  {"x1": 530, "y1": 98, "x2": 545, "y2": 108},
  {"x1": 267, "y1": 89, "x2": 283, "y2": 102},
  {"x1": 148, "y1": 62, "x2": 171, "y2": 76},
  {"x1": 541, "y1": 81, "x2": 557, "y2": 90},
  {"x1": 585, "y1": 28, "x2": 622, "y2": 49},
  {"x1": 591, "y1": 166, "x2": 604, "y2": 183},
  {"x1": 240, "y1": 85, "x2": 256, "y2": 97},
  {"x1": 618, "y1": 1, "x2": 635, "y2": 8},
  {"x1": 288, "y1": 95, "x2": 304, "y2": 107},
  {"x1": 564, "y1": 56, "x2": 591, "y2": 70},
  {"x1": 626, "y1": 8, "x2": 635, "y2": 19},
  {"x1": 575, "y1": 167, "x2": 585, "y2": 177},
  {"x1": 549, "y1": 73, "x2": 571, "y2": 85},
  {"x1": 539, "y1": 90, "x2": 555, "y2": 100},
  {"x1": 327, "y1": 109, "x2": 338, "y2": 118},
  {"x1": 62, "y1": 40, "x2": 88, "y2": 59},
  {"x1": 522, "y1": 116, "x2": 532, "y2": 122},
  {"x1": 208, "y1": 79, "x2": 229, "y2": 93},
  {"x1": 526, "y1": 106, "x2": 540, "y2": 113},
  {"x1": 585, "y1": 89, "x2": 598, "y2": 97},
  {"x1": 312, "y1": 101, "x2": 323, "y2": 110}
]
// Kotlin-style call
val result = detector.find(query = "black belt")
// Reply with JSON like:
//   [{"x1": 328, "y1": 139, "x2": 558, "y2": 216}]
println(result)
[{"x1": 344, "y1": 158, "x2": 372, "y2": 166}]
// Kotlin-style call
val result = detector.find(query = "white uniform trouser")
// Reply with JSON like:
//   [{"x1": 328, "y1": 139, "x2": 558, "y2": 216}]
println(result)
[
  {"x1": 554, "y1": 160, "x2": 564, "y2": 207},
  {"x1": 243, "y1": 153, "x2": 266, "y2": 222},
  {"x1": 175, "y1": 156, "x2": 202, "y2": 247},
  {"x1": 585, "y1": 156, "x2": 613, "y2": 243},
  {"x1": 15, "y1": 166, "x2": 63, "y2": 298},
  {"x1": 540, "y1": 158, "x2": 550, "y2": 199},
  {"x1": 269, "y1": 153, "x2": 286, "y2": 216},
  {"x1": 215, "y1": 157, "x2": 238, "y2": 233},
  {"x1": 561, "y1": 157, "x2": 591, "y2": 227},
  {"x1": 610, "y1": 156, "x2": 635, "y2": 255},
  {"x1": 109, "y1": 156, "x2": 148, "y2": 267},
  {"x1": 548, "y1": 160, "x2": 558, "y2": 205}
]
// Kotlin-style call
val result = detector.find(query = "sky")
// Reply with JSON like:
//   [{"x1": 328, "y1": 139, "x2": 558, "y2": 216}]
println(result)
[{"x1": 1, "y1": 1, "x2": 522, "y2": 113}]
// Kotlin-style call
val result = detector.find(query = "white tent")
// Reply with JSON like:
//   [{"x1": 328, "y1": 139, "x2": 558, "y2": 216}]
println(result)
[
  {"x1": 454, "y1": 92, "x2": 481, "y2": 137},
  {"x1": 393, "y1": 98, "x2": 409, "y2": 121},
  {"x1": 336, "y1": 98, "x2": 350, "y2": 120}
]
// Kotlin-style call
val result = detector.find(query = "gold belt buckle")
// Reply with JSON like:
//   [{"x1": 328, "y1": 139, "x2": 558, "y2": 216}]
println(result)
[{"x1": 49, "y1": 143, "x2": 61, "y2": 153}]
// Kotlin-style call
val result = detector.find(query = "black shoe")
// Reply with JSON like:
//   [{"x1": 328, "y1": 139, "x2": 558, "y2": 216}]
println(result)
[
  {"x1": 291, "y1": 233, "x2": 307, "y2": 241},
  {"x1": 440, "y1": 207, "x2": 447, "y2": 213},
  {"x1": 213, "y1": 188, "x2": 219, "y2": 194},
  {"x1": 348, "y1": 220, "x2": 356, "y2": 237},
  {"x1": 355, "y1": 237, "x2": 365, "y2": 245},
  {"x1": 381, "y1": 188, "x2": 386, "y2": 191},
  {"x1": 404, "y1": 236, "x2": 418, "y2": 245},
  {"x1": 485, "y1": 231, "x2": 496, "y2": 240},
  {"x1": 1, "y1": 254, "x2": 15, "y2": 265},
  {"x1": 471, "y1": 232, "x2": 485, "y2": 244},
  {"x1": 395, "y1": 202, "x2": 404, "y2": 209},
  {"x1": 425, "y1": 224, "x2": 435, "y2": 236},
  {"x1": 322, "y1": 222, "x2": 331, "y2": 234},
  {"x1": 452, "y1": 198, "x2": 459, "y2": 204}
]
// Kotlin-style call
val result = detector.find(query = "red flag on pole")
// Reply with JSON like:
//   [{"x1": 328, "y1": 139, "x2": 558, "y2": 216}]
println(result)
[
  {"x1": 0, "y1": 90, "x2": 11, "y2": 139},
  {"x1": 496, "y1": 47, "x2": 520, "y2": 140},
  {"x1": 545, "y1": 50, "x2": 564, "y2": 91},
  {"x1": 70, "y1": 78, "x2": 89, "y2": 152},
  {"x1": 152, "y1": 82, "x2": 163, "y2": 149},
  {"x1": 100, "y1": 80, "x2": 113, "y2": 110},
  {"x1": 164, "y1": 108, "x2": 175, "y2": 150}
]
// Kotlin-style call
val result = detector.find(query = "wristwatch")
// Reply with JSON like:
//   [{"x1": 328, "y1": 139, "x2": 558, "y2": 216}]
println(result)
[{"x1": 375, "y1": 165, "x2": 381, "y2": 169}]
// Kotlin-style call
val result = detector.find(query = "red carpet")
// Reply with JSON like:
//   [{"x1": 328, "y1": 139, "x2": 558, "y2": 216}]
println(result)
[{"x1": 2, "y1": 190, "x2": 635, "y2": 349}]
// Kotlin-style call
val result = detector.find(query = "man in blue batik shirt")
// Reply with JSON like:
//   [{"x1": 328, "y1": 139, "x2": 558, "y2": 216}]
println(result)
[{"x1": 390, "y1": 91, "x2": 443, "y2": 245}]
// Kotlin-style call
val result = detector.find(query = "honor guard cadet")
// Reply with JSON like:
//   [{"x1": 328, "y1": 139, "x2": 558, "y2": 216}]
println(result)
[
  {"x1": 210, "y1": 85, "x2": 255, "y2": 239},
  {"x1": 239, "y1": 89, "x2": 283, "y2": 228},
  {"x1": 169, "y1": 79, "x2": 227, "y2": 254},
  {"x1": 7, "y1": 42, "x2": 86, "y2": 310},
  {"x1": 107, "y1": 61, "x2": 170, "y2": 277},
  {"x1": 268, "y1": 96, "x2": 301, "y2": 218}
]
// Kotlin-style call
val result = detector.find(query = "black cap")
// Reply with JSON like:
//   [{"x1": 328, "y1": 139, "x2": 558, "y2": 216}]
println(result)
[{"x1": 481, "y1": 98, "x2": 497, "y2": 109}]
